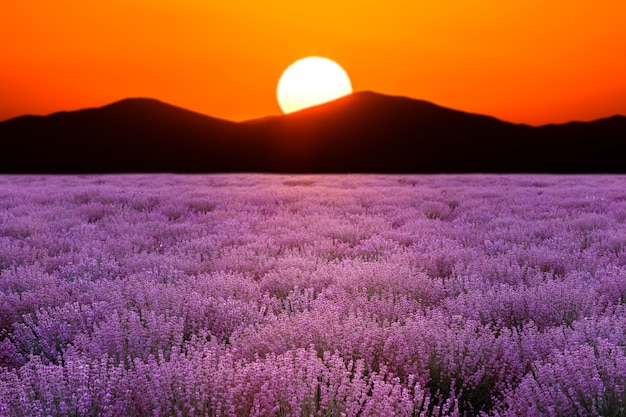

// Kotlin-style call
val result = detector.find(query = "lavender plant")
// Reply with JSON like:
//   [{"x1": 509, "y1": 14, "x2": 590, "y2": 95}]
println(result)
[{"x1": 0, "y1": 174, "x2": 624, "y2": 416}]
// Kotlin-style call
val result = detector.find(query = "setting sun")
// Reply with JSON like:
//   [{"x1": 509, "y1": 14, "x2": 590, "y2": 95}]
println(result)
[{"x1": 277, "y1": 57, "x2": 352, "y2": 114}]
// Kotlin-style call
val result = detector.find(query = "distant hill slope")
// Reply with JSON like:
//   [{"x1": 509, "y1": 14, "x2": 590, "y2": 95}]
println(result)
[
  {"x1": 1, "y1": 92, "x2": 625, "y2": 173},
  {"x1": 0, "y1": 98, "x2": 268, "y2": 173}
]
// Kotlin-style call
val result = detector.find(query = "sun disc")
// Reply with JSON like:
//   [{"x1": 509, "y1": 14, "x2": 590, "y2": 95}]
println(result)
[{"x1": 277, "y1": 57, "x2": 352, "y2": 114}]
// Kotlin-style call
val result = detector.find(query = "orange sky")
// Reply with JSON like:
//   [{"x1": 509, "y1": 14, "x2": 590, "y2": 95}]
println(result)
[{"x1": 2, "y1": 1, "x2": 625, "y2": 125}]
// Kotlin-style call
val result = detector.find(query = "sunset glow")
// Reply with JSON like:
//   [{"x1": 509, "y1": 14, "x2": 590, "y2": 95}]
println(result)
[
  {"x1": 2, "y1": 1, "x2": 625, "y2": 124},
  {"x1": 277, "y1": 57, "x2": 352, "y2": 114}
]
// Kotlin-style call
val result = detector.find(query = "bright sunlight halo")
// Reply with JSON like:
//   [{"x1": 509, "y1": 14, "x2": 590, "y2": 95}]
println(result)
[{"x1": 277, "y1": 57, "x2": 352, "y2": 114}]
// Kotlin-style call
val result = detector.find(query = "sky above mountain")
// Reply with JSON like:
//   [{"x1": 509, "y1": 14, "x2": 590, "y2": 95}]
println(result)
[{"x1": 2, "y1": 1, "x2": 625, "y2": 125}]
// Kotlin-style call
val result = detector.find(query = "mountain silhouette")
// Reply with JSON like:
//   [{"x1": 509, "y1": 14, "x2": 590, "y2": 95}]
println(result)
[{"x1": 1, "y1": 92, "x2": 625, "y2": 173}]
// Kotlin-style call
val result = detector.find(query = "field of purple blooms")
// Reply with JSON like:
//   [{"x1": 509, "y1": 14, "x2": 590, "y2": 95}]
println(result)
[{"x1": 0, "y1": 174, "x2": 625, "y2": 416}]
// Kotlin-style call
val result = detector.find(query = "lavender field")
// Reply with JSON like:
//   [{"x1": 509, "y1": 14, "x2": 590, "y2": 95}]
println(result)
[{"x1": 0, "y1": 174, "x2": 625, "y2": 417}]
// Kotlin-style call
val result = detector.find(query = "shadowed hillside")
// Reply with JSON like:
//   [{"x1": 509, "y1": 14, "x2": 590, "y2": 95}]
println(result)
[
  {"x1": 1, "y1": 92, "x2": 625, "y2": 173},
  {"x1": 0, "y1": 99, "x2": 268, "y2": 173}
]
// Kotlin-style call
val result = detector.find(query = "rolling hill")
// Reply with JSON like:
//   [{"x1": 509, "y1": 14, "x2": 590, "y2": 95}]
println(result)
[{"x1": 1, "y1": 92, "x2": 625, "y2": 173}]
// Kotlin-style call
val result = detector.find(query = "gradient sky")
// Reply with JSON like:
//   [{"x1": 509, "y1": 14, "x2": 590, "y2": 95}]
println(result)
[{"x1": 2, "y1": 1, "x2": 625, "y2": 125}]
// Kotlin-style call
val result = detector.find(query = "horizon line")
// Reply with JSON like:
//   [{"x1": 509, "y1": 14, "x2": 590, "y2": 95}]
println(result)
[{"x1": 1, "y1": 90, "x2": 624, "y2": 127}]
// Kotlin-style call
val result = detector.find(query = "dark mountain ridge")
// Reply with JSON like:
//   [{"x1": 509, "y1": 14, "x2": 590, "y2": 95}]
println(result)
[{"x1": 1, "y1": 91, "x2": 625, "y2": 173}]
